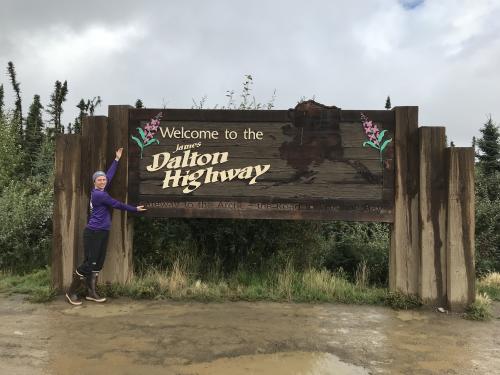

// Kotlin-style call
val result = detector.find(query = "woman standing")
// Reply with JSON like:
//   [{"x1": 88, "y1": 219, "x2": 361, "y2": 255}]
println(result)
[{"x1": 65, "y1": 148, "x2": 146, "y2": 305}]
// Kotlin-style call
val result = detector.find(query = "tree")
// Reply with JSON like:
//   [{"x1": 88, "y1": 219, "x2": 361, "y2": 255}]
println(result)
[
  {"x1": 71, "y1": 97, "x2": 102, "y2": 134},
  {"x1": 476, "y1": 116, "x2": 500, "y2": 175},
  {"x1": 7, "y1": 62, "x2": 23, "y2": 142},
  {"x1": 0, "y1": 84, "x2": 4, "y2": 119},
  {"x1": 86, "y1": 96, "x2": 101, "y2": 116},
  {"x1": 24, "y1": 95, "x2": 44, "y2": 174},
  {"x1": 46, "y1": 80, "x2": 68, "y2": 135},
  {"x1": 72, "y1": 99, "x2": 87, "y2": 135},
  {"x1": 385, "y1": 96, "x2": 391, "y2": 110},
  {"x1": 0, "y1": 117, "x2": 23, "y2": 190},
  {"x1": 135, "y1": 99, "x2": 144, "y2": 108}
]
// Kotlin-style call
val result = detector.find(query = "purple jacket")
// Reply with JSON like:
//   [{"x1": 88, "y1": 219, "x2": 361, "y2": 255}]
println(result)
[{"x1": 87, "y1": 160, "x2": 137, "y2": 231}]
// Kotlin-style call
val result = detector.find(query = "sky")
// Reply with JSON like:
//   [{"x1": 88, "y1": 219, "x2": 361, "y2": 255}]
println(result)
[{"x1": 1, "y1": 0, "x2": 499, "y2": 146}]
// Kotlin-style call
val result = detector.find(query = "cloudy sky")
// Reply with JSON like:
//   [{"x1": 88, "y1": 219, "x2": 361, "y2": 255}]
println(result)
[{"x1": 1, "y1": 0, "x2": 499, "y2": 145}]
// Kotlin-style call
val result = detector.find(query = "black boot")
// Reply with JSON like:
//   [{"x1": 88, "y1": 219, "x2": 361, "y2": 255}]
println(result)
[
  {"x1": 85, "y1": 272, "x2": 106, "y2": 302},
  {"x1": 65, "y1": 271, "x2": 84, "y2": 305}
]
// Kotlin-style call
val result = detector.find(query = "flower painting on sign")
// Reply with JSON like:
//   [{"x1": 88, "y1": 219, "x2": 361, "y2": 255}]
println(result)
[
  {"x1": 131, "y1": 112, "x2": 163, "y2": 158},
  {"x1": 360, "y1": 113, "x2": 392, "y2": 165}
]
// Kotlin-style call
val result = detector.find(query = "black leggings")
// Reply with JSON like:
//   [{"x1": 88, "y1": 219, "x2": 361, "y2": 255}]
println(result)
[{"x1": 77, "y1": 228, "x2": 110, "y2": 276}]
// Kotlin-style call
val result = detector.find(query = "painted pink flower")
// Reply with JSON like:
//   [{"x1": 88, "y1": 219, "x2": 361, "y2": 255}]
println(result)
[
  {"x1": 360, "y1": 113, "x2": 392, "y2": 164},
  {"x1": 361, "y1": 114, "x2": 380, "y2": 146},
  {"x1": 131, "y1": 112, "x2": 163, "y2": 159},
  {"x1": 142, "y1": 113, "x2": 162, "y2": 145}
]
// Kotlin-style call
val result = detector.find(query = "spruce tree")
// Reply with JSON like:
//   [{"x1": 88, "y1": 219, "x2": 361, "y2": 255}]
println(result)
[
  {"x1": 477, "y1": 116, "x2": 500, "y2": 175},
  {"x1": 72, "y1": 99, "x2": 87, "y2": 135},
  {"x1": 385, "y1": 96, "x2": 391, "y2": 110},
  {"x1": 7, "y1": 62, "x2": 23, "y2": 141},
  {"x1": 135, "y1": 99, "x2": 144, "y2": 108},
  {"x1": 0, "y1": 84, "x2": 4, "y2": 119},
  {"x1": 46, "y1": 80, "x2": 68, "y2": 135},
  {"x1": 24, "y1": 95, "x2": 44, "y2": 174}
]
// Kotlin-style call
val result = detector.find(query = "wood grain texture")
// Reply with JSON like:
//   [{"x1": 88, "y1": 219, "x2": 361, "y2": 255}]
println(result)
[
  {"x1": 128, "y1": 105, "x2": 395, "y2": 222},
  {"x1": 419, "y1": 127, "x2": 447, "y2": 305},
  {"x1": 446, "y1": 147, "x2": 475, "y2": 311},
  {"x1": 76, "y1": 116, "x2": 108, "y2": 266},
  {"x1": 389, "y1": 106, "x2": 420, "y2": 294},
  {"x1": 52, "y1": 135, "x2": 81, "y2": 291},
  {"x1": 101, "y1": 106, "x2": 134, "y2": 284}
]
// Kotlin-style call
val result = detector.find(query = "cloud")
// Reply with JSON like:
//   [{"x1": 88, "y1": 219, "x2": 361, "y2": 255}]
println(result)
[
  {"x1": 14, "y1": 23, "x2": 147, "y2": 79},
  {"x1": 0, "y1": 0, "x2": 499, "y2": 146}
]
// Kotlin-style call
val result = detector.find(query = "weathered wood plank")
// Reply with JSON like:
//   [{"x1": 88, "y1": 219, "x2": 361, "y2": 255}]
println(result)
[
  {"x1": 419, "y1": 127, "x2": 447, "y2": 305},
  {"x1": 76, "y1": 116, "x2": 108, "y2": 266},
  {"x1": 139, "y1": 182, "x2": 386, "y2": 200},
  {"x1": 446, "y1": 147, "x2": 475, "y2": 311},
  {"x1": 390, "y1": 106, "x2": 420, "y2": 295},
  {"x1": 101, "y1": 105, "x2": 134, "y2": 284},
  {"x1": 129, "y1": 106, "x2": 395, "y2": 221},
  {"x1": 52, "y1": 135, "x2": 81, "y2": 291}
]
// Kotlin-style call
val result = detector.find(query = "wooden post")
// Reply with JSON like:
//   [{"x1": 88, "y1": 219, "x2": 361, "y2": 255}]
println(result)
[
  {"x1": 76, "y1": 116, "x2": 108, "y2": 266},
  {"x1": 419, "y1": 127, "x2": 447, "y2": 305},
  {"x1": 390, "y1": 107, "x2": 420, "y2": 295},
  {"x1": 446, "y1": 147, "x2": 475, "y2": 311},
  {"x1": 100, "y1": 105, "x2": 134, "y2": 284},
  {"x1": 52, "y1": 135, "x2": 81, "y2": 291}
]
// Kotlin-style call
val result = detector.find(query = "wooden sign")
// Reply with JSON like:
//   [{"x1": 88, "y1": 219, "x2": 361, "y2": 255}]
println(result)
[{"x1": 128, "y1": 101, "x2": 395, "y2": 221}]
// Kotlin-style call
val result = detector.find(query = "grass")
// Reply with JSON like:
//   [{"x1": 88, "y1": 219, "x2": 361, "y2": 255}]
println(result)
[
  {"x1": 2, "y1": 264, "x2": 498, "y2": 318},
  {"x1": 478, "y1": 272, "x2": 500, "y2": 301},
  {"x1": 0, "y1": 267, "x2": 56, "y2": 302},
  {"x1": 464, "y1": 293, "x2": 493, "y2": 321},
  {"x1": 95, "y1": 260, "x2": 389, "y2": 305}
]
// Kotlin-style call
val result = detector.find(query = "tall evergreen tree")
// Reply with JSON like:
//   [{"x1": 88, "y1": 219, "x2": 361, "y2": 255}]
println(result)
[
  {"x1": 385, "y1": 96, "x2": 391, "y2": 110},
  {"x1": 0, "y1": 84, "x2": 4, "y2": 119},
  {"x1": 477, "y1": 116, "x2": 500, "y2": 175},
  {"x1": 46, "y1": 80, "x2": 68, "y2": 135},
  {"x1": 135, "y1": 99, "x2": 144, "y2": 108},
  {"x1": 24, "y1": 95, "x2": 44, "y2": 174},
  {"x1": 7, "y1": 62, "x2": 23, "y2": 141},
  {"x1": 72, "y1": 99, "x2": 87, "y2": 135}
]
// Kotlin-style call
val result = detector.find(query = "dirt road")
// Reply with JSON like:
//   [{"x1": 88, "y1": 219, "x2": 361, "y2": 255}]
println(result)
[{"x1": 0, "y1": 294, "x2": 499, "y2": 374}]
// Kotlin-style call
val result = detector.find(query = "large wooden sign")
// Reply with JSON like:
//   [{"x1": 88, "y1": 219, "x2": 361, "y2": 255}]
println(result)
[
  {"x1": 128, "y1": 101, "x2": 395, "y2": 221},
  {"x1": 53, "y1": 104, "x2": 476, "y2": 311}
]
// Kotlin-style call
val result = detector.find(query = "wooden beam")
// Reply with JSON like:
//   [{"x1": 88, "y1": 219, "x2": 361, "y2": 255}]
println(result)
[
  {"x1": 100, "y1": 105, "x2": 134, "y2": 284},
  {"x1": 52, "y1": 135, "x2": 81, "y2": 291},
  {"x1": 76, "y1": 116, "x2": 108, "y2": 266},
  {"x1": 390, "y1": 106, "x2": 420, "y2": 295},
  {"x1": 446, "y1": 147, "x2": 475, "y2": 311},
  {"x1": 419, "y1": 127, "x2": 447, "y2": 305}
]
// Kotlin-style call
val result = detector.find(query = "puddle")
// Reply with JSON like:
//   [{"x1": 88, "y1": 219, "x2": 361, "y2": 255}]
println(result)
[
  {"x1": 174, "y1": 352, "x2": 369, "y2": 375},
  {"x1": 396, "y1": 310, "x2": 429, "y2": 321}
]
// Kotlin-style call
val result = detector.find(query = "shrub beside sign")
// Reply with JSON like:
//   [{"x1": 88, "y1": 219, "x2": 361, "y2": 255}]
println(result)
[{"x1": 128, "y1": 101, "x2": 395, "y2": 221}]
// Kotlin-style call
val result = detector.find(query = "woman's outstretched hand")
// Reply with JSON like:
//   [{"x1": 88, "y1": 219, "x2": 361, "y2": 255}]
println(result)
[
  {"x1": 136, "y1": 205, "x2": 147, "y2": 212},
  {"x1": 115, "y1": 148, "x2": 123, "y2": 161}
]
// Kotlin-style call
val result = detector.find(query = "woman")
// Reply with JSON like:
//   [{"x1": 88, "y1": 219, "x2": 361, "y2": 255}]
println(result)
[{"x1": 65, "y1": 147, "x2": 146, "y2": 305}]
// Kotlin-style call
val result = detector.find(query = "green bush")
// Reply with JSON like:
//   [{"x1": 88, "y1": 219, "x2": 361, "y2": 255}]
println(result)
[
  {"x1": 133, "y1": 218, "x2": 327, "y2": 276},
  {"x1": 475, "y1": 169, "x2": 500, "y2": 275},
  {"x1": 322, "y1": 221, "x2": 389, "y2": 285},
  {"x1": 0, "y1": 178, "x2": 53, "y2": 273}
]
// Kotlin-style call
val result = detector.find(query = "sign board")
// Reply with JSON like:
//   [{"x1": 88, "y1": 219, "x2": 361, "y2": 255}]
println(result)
[{"x1": 128, "y1": 101, "x2": 395, "y2": 221}]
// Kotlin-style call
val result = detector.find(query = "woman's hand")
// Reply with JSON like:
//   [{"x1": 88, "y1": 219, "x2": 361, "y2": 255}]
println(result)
[
  {"x1": 136, "y1": 205, "x2": 147, "y2": 212},
  {"x1": 115, "y1": 148, "x2": 123, "y2": 161}
]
